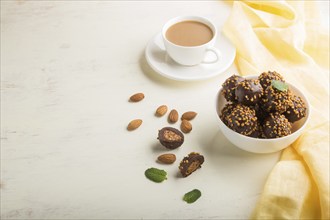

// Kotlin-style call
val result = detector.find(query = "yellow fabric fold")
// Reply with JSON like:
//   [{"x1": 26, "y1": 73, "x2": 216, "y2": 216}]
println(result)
[{"x1": 223, "y1": 1, "x2": 329, "y2": 219}]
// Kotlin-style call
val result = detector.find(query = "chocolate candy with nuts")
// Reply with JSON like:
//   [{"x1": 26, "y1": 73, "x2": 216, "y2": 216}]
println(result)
[
  {"x1": 221, "y1": 75, "x2": 244, "y2": 102},
  {"x1": 263, "y1": 112, "x2": 292, "y2": 138},
  {"x1": 219, "y1": 72, "x2": 307, "y2": 139},
  {"x1": 235, "y1": 79, "x2": 263, "y2": 106},
  {"x1": 258, "y1": 71, "x2": 285, "y2": 90},
  {"x1": 248, "y1": 122, "x2": 265, "y2": 139},
  {"x1": 158, "y1": 127, "x2": 184, "y2": 149},
  {"x1": 220, "y1": 103, "x2": 236, "y2": 126},
  {"x1": 221, "y1": 104, "x2": 258, "y2": 136},
  {"x1": 261, "y1": 86, "x2": 291, "y2": 113},
  {"x1": 284, "y1": 95, "x2": 307, "y2": 123},
  {"x1": 179, "y1": 152, "x2": 204, "y2": 177}
]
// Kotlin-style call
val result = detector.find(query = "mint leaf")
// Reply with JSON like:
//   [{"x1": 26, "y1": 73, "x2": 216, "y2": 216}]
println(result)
[
  {"x1": 271, "y1": 80, "x2": 288, "y2": 92},
  {"x1": 183, "y1": 189, "x2": 202, "y2": 203},
  {"x1": 145, "y1": 168, "x2": 167, "y2": 183}
]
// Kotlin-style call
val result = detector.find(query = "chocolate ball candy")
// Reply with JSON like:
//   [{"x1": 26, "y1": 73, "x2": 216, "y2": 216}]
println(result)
[
  {"x1": 261, "y1": 86, "x2": 291, "y2": 113},
  {"x1": 248, "y1": 129, "x2": 260, "y2": 138},
  {"x1": 179, "y1": 152, "x2": 204, "y2": 177},
  {"x1": 221, "y1": 75, "x2": 244, "y2": 102},
  {"x1": 235, "y1": 79, "x2": 263, "y2": 106},
  {"x1": 258, "y1": 71, "x2": 285, "y2": 89},
  {"x1": 263, "y1": 112, "x2": 292, "y2": 138},
  {"x1": 222, "y1": 104, "x2": 258, "y2": 136},
  {"x1": 158, "y1": 127, "x2": 184, "y2": 149},
  {"x1": 219, "y1": 103, "x2": 236, "y2": 125},
  {"x1": 248, "y1": 122, "x2": 266, "y2": 139},
  {"x1": 284, "y1": 95, "x2": 307, "y2": 123}
]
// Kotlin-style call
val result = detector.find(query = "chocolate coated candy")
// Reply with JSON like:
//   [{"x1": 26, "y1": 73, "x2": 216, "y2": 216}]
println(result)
[
  {"x1": 158, "y1": 127, "x2": 184, "y2": 149},
  {"x1": 221, "y1": 104, "x2": 258, "y2": 136},
  {"x1": 235, "y1": 79, "x2": 263, "y2": 106},
  {"x1": 284, "y1": 95, "x2": 307, "y2": 123},
  {"x1": 221, "y1": 75, "x2": 244, "y2": 102},
  {"x1": 263, "y1": 112, "x2": 292, "y2": 138},
  {"x1": 219, "y1": 103, "x2": 236, "y2": 126},
  {"x1": 258, "y1": 71, "x2": 285, "y2": 89},
  {"x1": 179, "y1": 152, "x2": 204, "y2": 177},
  {"x1": 261, "y1": 86, "x2": 291, "y2": 113},
  {"x1": 248, "y1": 122, "x2": 265, "y2": 139}
]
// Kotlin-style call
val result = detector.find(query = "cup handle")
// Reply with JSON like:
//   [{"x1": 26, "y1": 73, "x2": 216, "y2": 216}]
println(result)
[{"x1": 202, "y1": 47, "x2": 221, "y2": 64}]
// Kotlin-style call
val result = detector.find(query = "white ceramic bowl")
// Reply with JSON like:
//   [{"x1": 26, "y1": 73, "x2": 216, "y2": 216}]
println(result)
[{"x1": 215, "y1": 75, "x2": 310, "y2": 154}]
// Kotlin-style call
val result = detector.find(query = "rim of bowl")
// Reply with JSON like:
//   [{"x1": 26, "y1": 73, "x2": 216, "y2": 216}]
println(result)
[{"x1": 216, "y1": 75, "x2": 311, "y2": 142}]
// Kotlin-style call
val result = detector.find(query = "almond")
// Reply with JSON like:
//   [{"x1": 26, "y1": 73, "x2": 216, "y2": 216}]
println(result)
[
  {"x1": 180, "y1": 120, "x2": 192, "y2": 133},
  {"x1": 129, "y1": 93, "x2": 144, "y2": 102},
  {"x1": 168, "y1": 109, "x2": 179, "y2": 123},
  {"x1": 181, "y1": 111, "x2": 197, "y2": 121},
  {"x1": 155, "y1": 105, "x2": 168, "y2": 117},
  {"x1": 127, "y1": 119, "x2": 142, "y2": 131},
  {"x1": 157, "y1": 153, "x2": 176, "y2": 164}
]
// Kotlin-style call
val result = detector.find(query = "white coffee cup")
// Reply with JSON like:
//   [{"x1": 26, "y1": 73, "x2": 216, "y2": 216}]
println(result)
[{"x1": 162, "y1": 15, "x2": 220, "y2": 66}]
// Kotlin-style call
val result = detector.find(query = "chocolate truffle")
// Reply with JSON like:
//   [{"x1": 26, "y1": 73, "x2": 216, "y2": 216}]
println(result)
[
  {"x1": 284, "y1": 95, "x2": 307, "y2": 123},
  {"x1": 179, "y1": 152, "x2": 204, "y2": 177},
  {"x1": 235, "y1": 79, "x2": 263, "y2": 106},
  {"x1": 221, "y1": 75, "x2": 244, "y2": 102},
  {"x1": 261, "y1": 86, "x2": 291, "y2": 113},
  {"x1": 258, "y1": 71, "x2": 285, "y2": 89},
  {"x1": 158, "y1": 127, "x2": 184, "y2": 149},
  {"x1": 263, "y1": 112, "x2": 292, "y2": 138},
  {"x1": 248, "y1": 122, "x2": 266, "y2": 139},
  {"x1": 219, "y1": 103, "x2": 236, "y2": 125},
  {"x1": 221, "y1": 104, "x2": 258, "y2": 136}
]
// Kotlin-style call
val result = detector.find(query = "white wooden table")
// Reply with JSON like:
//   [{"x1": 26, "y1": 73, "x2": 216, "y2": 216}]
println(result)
[{"x1": 1, "y1": 1, "x2": 328, "y2": 219}]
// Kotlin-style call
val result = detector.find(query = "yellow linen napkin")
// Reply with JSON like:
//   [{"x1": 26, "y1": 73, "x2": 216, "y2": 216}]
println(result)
[{"x1": 223, "y1": 1, "x2": 329, "y2": 219}]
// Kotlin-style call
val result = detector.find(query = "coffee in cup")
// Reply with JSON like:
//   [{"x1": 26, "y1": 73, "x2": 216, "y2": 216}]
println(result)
[
  {"x1": 162, "y1": 16, "x2": 220, "y2": 66},
  {"x1": 166, "y1": 20, "x2": 213, "y2": 47}
]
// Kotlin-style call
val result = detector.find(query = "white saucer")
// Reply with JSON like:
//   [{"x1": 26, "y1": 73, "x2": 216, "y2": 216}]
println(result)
[{"x1": 145, "y1": 33, "x2": 236, "y2": 81}]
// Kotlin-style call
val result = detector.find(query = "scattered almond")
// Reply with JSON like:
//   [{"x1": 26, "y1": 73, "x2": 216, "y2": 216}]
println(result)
[
  {"x1": 180, "y1": 120, "x2": 192, "y2": 133},
  {"x1": 155, "y1": 105, "x2": 168, "y2": 117},
  {"x1": 127, "y1": 119, "x2": 142, "y2": 131},
  {"x1": 181, "y1": 111, "x2": 197, "y2": 121},
  {"x1": 168, "y1": 109, "x2": 179, "y2": 123},
  {"x1": 157, "y1": 153, "x2": 176, "y2": 164},
  {"x1": 129, "y1": 93, "x2": 144, "y2": 102}
]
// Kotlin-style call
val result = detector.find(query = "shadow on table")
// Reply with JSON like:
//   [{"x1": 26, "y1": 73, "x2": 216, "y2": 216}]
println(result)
[
  {"x1": 201, "y1": 130, "x2": 280, "y2": 172},
  {"x1": 203, "y1": 130, "x2": 254, "y2": 157}
]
